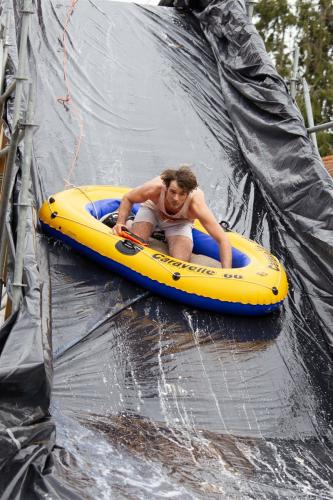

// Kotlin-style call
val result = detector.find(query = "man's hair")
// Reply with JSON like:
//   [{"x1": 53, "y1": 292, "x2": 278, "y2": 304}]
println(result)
[{"x1": 161, "y1": 165, "x2": 198, "y2": 193}]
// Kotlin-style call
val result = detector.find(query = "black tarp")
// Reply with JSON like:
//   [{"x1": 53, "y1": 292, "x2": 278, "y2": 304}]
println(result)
[{"x1": 0, "y1": 0, "x2": 332, "y2": 498}]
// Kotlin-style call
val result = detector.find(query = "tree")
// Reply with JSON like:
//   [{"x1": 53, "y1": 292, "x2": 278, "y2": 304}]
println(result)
[{"x1": 255, "y1": 0, "x2": 333, "y2": 157}]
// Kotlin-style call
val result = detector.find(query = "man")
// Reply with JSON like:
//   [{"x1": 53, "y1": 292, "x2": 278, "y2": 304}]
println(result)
[{"x1": 114, "y1": 165, "x2": 232, "y2": 268}]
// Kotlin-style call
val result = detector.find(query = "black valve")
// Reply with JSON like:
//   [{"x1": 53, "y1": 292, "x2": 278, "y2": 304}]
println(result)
[
  {"x1": 219, "y1": 220, "x2": 230, "y2": 231},
  {"x1": 115, "y1": 239, "x2": 143, "y2": 256}
]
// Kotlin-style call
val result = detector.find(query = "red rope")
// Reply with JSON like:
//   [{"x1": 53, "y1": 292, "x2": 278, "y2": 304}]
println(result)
[{"x1": 57, "y1": 0, "x2": 84, "y2": 188}]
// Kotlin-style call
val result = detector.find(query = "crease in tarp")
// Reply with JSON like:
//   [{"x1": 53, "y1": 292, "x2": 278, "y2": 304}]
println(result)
[{"x1": 53, "y1": 290, "x2": 150, "y2": 359}]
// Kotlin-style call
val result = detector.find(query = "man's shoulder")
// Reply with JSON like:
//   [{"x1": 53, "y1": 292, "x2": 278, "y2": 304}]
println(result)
[
  {"x1": 143, "y1": 176, "x2": 163, "y2": 193},
  {"x1": 188, "y1": 188, "x2": 205, "y2": 217},
  {"x1": 150, "y1": 176, "x2": 164, "y2": 187},
  {"x1": 190, "y1": 187, "x2": 205, "y2": 203},
  {"x1": 135, "y1": 177, "x2": 162, "y2": 201}
]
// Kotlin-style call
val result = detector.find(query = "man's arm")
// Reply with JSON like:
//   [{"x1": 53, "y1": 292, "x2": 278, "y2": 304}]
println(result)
[
  {"x1": 191, "y1": 194, "x2": 232, "y2": 269},
  {"x1": 114, "y1": 179, "x2": 160, "y2": 235}
]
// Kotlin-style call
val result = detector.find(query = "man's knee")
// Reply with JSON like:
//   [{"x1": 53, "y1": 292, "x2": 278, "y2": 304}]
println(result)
[
  {"x1": 132, "y1": 221, "x2": 154, "y2": 241},
  {"x1": 167, "y1": 236, "x2": 193, "y2": 261}
]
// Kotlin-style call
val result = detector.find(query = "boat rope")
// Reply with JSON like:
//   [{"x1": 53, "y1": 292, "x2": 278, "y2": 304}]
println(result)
[
  {"x1": 274, "y1": 255, "x2": 283, "y2": 292},
  {"x1": 136, "y1": 249, "x2": 279, "y2": 291},
  {"x1": 56, "y1": 0, "x2": 84, "y2": 188},
  {"x1": 63, "y1": 181, "x2": 99, "y2": 219},
  {"x1": 46, "y1": 203, "x2": 112, "y2": 238}
]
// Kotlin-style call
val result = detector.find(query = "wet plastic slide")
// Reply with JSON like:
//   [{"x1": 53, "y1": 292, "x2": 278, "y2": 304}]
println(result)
[{"x1": 0, "y1": 1, "x2": 332, "y2": 498}]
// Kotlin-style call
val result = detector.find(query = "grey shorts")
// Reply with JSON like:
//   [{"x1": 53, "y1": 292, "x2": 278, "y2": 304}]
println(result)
[{"x1": 133, "y1": 206, "x2": 193, "y2": 241}]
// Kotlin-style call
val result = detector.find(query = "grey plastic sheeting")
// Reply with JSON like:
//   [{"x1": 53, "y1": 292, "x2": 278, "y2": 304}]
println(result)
[{"x1": 0, "y1": 0, "x2": 332, "y2": 498}]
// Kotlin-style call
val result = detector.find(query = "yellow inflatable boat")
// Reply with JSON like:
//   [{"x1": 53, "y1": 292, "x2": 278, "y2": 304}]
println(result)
[{"x1": 39, "y1": 185, "x2": 288, "y2": 315}]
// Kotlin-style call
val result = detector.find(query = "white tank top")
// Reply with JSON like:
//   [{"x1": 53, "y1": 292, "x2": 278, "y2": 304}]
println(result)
[{"x1": 142, "y1": 185, "x2": 198, "y2": 223}]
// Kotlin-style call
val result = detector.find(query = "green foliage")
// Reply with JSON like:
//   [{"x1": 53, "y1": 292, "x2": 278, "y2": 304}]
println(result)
[
  {"x1": 255, "y1": 0, "x2": 333, "y2": 156},
  {"x1": 255, "y1": 0, "x2": 297, "y2": 78}
]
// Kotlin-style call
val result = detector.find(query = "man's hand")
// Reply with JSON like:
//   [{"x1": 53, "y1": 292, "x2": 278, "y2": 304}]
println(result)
[
  {"x1": 113, "y1": 223, "x2": 126, "y2": 235},
  {"x1": 114, "y1": 181, "x2": 160, "y2": 237},
  {"x1": 191, "y1": 193, "x2": 232, "y2": 269}
]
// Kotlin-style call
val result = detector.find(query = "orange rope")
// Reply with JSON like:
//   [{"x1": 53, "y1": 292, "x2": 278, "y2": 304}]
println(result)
[{"x1": 57, "y1": 0, "x2": 84, "y2": 189}]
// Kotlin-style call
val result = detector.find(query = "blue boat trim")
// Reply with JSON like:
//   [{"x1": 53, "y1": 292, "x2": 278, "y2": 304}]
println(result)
[
  {"x1": 85, "y1": 198, "x2": 250, "y2": 269},
  {"x1": 41, "y1": 222, "x2": 282, "y2": 316}
]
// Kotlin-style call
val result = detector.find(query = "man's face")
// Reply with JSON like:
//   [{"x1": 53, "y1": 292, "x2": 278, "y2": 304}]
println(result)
[{"x1": 165, "y1": 180, "x2": 188, "y2": 210}]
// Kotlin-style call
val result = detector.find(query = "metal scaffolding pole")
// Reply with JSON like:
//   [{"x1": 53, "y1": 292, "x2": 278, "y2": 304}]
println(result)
[
  {"x1": 308, "y1": 121, "x2": 333, "y2": 134},
  {"x1": 0, "y1": 123, "x2": 21, "y2": 307},
  {"x1": 246, "y1": 0, "x2": 257, "y2": 19},
  {"x1": 303, "y1": 78, "x2": 319, "y2": 152},
  {"x1": 0, "y1": 12, "x2": 9, "y2": 94},
  {"x1": 0, "y1": 13, "x2": 11, "y2": 313},
  {"x1": 0, "y1": 80, "x2": 16, "y2": 119},
  {"x1": 12, "y1": 82, "x2": 36, "y2": 310},
  {"x1": 13, "y1": 1, "x2": 33, "y2": 128},
  {"x1": 0, "y1": 80, "x2": 16, "y2": 106},
  {"x1": 290, "y1": 45, "x2": 299, "y2": 100},
  {"x1": 0, "y1": 27, "x2": 5, "y2": 94},
  {"x1": 0, "y1": 0, "x2": 34, "y2": 313}
]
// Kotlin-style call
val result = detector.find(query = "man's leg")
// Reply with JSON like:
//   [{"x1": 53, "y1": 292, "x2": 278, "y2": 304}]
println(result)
[
  {"x1": 163, "y1": 221, "x2": 193, "y2": 261},
  {"x1": 128, "y1": 206, "x2": 158, "y2": 241},
  {"x1": 132, "y1": 221, "x2": 154, "y2": 241},
  {"x1": 167, "y1": 235, "x2": 193, "y2": 262}
]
